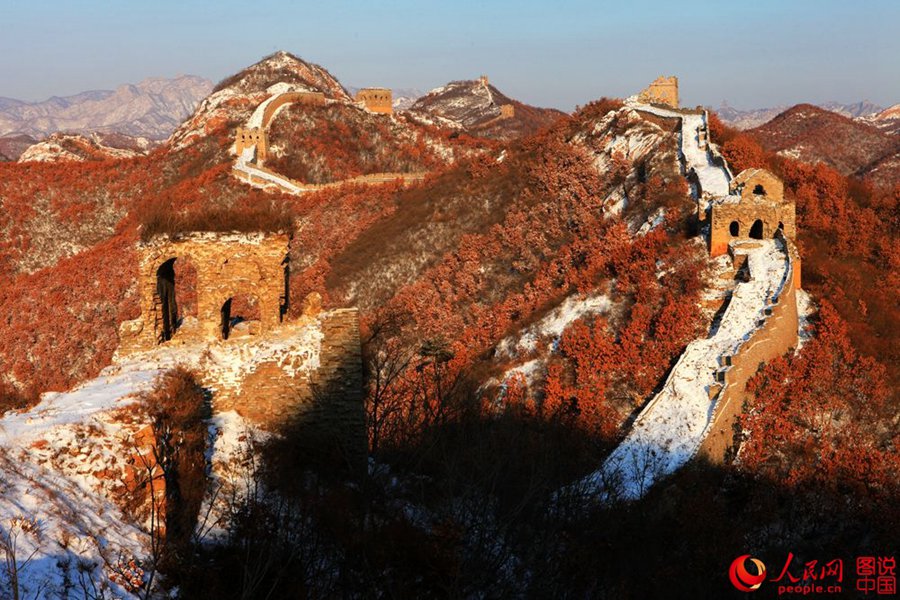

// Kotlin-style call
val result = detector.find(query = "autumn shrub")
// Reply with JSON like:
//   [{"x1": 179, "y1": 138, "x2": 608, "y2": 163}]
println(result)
[
  {"x1": 138, "y1": 196, "x2": 294, "y2": 241},
  {"x1": 0, "y1": 381, "x2": 36, "y2": 415},
  {"x1": 137, "y1": 367, "x2": 209, "y2": 554}
]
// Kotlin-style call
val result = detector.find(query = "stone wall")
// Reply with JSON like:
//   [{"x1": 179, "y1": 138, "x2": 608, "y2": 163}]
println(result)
[
  {"x1": 261, "y1": 91, "x2": 326, "y2": 129},
  {"x1": 233, "y1": 161, "x2": 427, "y2": 194},
  {"x1": 710, "y1": 169, "x2": 797, "y2": 267},
  {"x1": 355, "y1": 88, "x2": 393, "y2": 115},
  {"x1": 499, "y1": 104, "x2": 515, "y2": 119},
  {"x1": 697, "y1": 233, "x2": 800, "y2": 462},
  {"x1": 730, "y1": 168, "x2": 784, "y2": 201},
  {"x1": 638, "y1": 76, "x2": 679, "y2": 109},
  {"x1": 215, "y1": 308, "x2": 367, "y2": 470},
  {"x1": 118, "y1": 232, "x2": 289, "y2": 354}
]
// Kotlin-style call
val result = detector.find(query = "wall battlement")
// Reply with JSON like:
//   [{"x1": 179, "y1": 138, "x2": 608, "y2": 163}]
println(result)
[{"x1": 355, "y1": 88, "x2": 393, "y2": 115}]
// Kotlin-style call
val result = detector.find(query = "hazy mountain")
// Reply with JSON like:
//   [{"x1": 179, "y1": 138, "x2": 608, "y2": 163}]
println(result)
[
  {"x1": 0, "y1": 75, "x2": 212, "y2": 140},
  {"x1": 715, "y1": 100, "x2": 885, "y2": 130},
  {"x1": 748, "y1": 103, "x2": 900, "y2": 187}
]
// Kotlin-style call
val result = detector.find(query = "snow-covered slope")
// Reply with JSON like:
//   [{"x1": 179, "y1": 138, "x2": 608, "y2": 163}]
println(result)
[
  {"x1": 0, "y1": 315, "x2": 327, "y2": 597},
  {"x1": 18, "y1": 132, "x2": 142, "y2": 163},
  {"x1": 404, "y1": 78, "x2": 564, "y2": 140}
]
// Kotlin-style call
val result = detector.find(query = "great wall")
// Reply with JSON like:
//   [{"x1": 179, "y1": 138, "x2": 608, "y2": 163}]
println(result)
[
  {"x1": 226, "y1": 76, "x2": 805, "y2": 500},
  {"x1": 231, "y1": 83, "x2": 427, "y2": 194},
  {"x1": 578, "y1": 77, "x2": 803, "y2": 499}
]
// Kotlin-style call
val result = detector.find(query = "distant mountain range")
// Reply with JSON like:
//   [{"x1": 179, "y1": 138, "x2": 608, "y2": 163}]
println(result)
[
  {"x1": 0, "y1": 75, "x2": 212, "y2": 140},
  {"x1": 714, "y1": 100, "x2": 884, "y2": 130}
]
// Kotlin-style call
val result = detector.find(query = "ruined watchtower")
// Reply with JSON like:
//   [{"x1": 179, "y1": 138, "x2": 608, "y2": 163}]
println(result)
[
  {"x1": 355, "y1": 88, "x2": 393, "y2": 115},
  {"x1": 710, "y1": 168, "x2": 796, "y2": 255},
  {"x1": 118, "y1": 231, "x2": 290, "y2": 354},
  {"x1": 638, "y1": 76, "x2": 679, "y2": 109},
  {"x1": 710, "y1": 168, "x2": 800, "y2": 287}
]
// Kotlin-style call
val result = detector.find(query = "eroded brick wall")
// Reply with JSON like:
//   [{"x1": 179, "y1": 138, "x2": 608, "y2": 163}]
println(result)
[
  {"x1": 355, "y1": 88, "x2": 393, "y2": 115},
  {"x1": 235, "y1": 127, "x2": 267, "y2": 161},
  {"x1": 214, "y1": 308, "x2": 366, "y2": 470},
  {"x1": 710, "y1": 170, "x2": 797, "y2": 260}
]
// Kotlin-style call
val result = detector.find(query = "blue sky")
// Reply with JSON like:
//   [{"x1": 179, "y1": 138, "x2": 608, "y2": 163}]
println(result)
[{"x1": 2, "y1": 0, "x2": 898, "y2": 110}]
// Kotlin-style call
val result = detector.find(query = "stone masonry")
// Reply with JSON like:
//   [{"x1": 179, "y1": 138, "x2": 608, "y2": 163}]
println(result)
[
  {"x1": 698, "y1": 233, "x2": 800, "y2": 461},
  {"x1": 709, "y1": 168, "x2": 800, "y2": 287},
  {"x1": 118, "y1": 232, "x2": 289, "y2": 353}
]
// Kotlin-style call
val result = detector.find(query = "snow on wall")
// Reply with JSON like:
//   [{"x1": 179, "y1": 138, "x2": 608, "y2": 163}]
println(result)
[
  {"x1": 625, "y1": 101, "x2": 731, "y2": 201},
  {"x1": 578, "y1": 239, "x2": 789, "y2": 501}
]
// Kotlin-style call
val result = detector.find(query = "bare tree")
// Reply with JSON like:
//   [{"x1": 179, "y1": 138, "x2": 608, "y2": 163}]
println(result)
[{"x1": 0, "y1": 516, "x2": 43, "y2": 600}]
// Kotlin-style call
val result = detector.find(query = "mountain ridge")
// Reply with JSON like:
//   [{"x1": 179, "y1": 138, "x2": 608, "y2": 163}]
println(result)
[{"x1": 0, "y1": 75, "x2": 212, "y2": 140}]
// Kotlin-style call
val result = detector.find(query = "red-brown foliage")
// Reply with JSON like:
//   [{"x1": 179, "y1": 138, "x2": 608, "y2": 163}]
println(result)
[
  {"x1": 265, "y1": 103, "x2": 481, "y2": 184},
  {"x1": 742, "y1": 301, "x2": 898, "y2": 512},
  {"x1": 138, "y1": 367, "x2": 208, "y2": 549},
  {"x1": 0, "y1": 233, "x2": 139, "y2": 397}
]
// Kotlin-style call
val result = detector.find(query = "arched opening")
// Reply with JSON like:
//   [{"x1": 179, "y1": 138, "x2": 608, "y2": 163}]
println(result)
[
  {"x1": 776, "y1": 221, "x2": 784, "y2": 237},
  {"x1": 729, "y1": 221, "x2": 740, "y2": 237},
  {"x1": 750, "y1": 219, "x2": 764, "y2": 240},
  {"x1": 280, "y1": 255, "x2": 290, "y2": 322},
  {"x1": 154, "y1": 256, "x2": 198, "y2": 344},
  {"x1": 156, "y1": 259, "x2": 177, "y2": 343},
  {"x1": 221, "y1": 293, "x2": 262, "y2": 340},
  {"x1": 753, "y1": 184, "x2": 766, "y2": 196},
  {"x1": 220, "y1": 298, "x2": 232, "y2": 340}
]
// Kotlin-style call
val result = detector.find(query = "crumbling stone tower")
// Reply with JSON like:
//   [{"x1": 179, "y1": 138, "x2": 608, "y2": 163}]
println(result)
[
  {"x1": 355, "y1": 88, "x2": 393, "y2": 115},
  {"x1": 118, "y1": 231, "x2": 290, "y2": 353},
  {"x1": 638, "y1": 76, "x2": 679, "y2": 108},
  {"x1": 710, "y1": 168, "x2": 801, "y2": 287}
]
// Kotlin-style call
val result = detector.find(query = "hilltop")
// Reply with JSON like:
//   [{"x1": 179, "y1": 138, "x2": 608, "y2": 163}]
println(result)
[
  {"x1": 747, "y1": 103, "x2": 900, "y2": 187},
  {"x1": 404, "y1": 76, "x2": 565, "y2": 140}
]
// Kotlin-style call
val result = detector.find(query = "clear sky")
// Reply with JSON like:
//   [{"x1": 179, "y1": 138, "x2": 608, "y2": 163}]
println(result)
[{"x1": 2, "y1": 0, "x2": 898, "y2": 110}]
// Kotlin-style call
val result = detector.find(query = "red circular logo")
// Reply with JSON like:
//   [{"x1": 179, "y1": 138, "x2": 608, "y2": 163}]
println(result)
[{"x1": 729, "y1": 555, "x2": 767, "y2": 592}]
